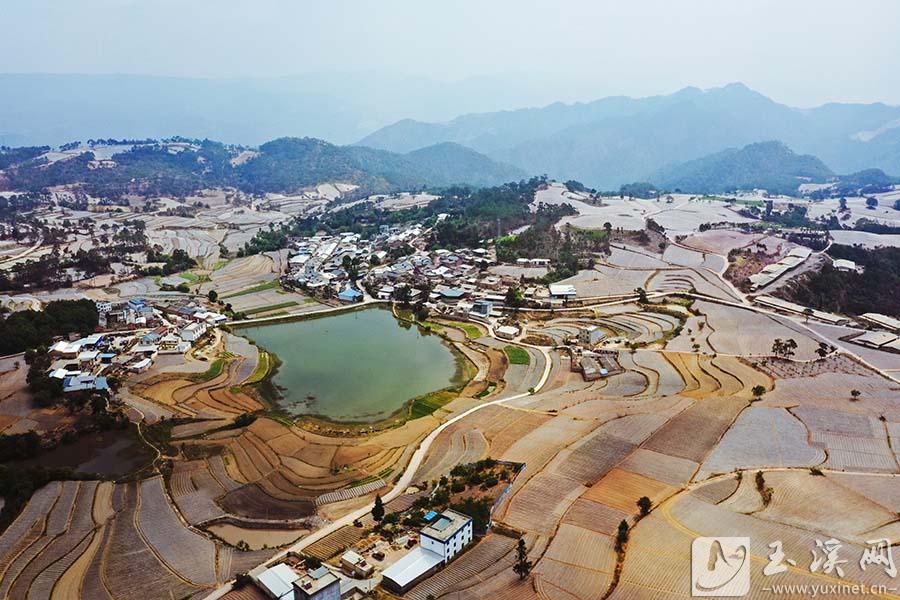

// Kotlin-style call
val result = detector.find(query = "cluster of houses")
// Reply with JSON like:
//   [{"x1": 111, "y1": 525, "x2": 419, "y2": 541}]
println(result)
[
  {"x1": 286, "y1": 225, "x2": 579, "y2": 320},
  {"x1": 252, "y1": 509, "x2": 473, "y2": 600},
  {"x1": 45, "y1": 298, "x2": 226, "y2": 393}
]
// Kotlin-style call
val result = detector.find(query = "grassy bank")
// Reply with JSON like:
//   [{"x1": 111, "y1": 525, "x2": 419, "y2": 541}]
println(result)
[
  {"x1": 194, "y1": 358, "x2": 225, "y2": 382},
  {"x1": 504, "y1": 345, "x2": 530, "y2": 365}
]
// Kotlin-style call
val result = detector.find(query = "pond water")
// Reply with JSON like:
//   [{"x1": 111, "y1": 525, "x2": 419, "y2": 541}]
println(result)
[{"x1": 239, "y1": 308, "x2": 464, "y2": 422}]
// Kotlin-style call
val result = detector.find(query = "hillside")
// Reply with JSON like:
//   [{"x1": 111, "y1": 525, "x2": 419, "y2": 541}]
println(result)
[
  {"x1": 0, "y1": 137, "x2": 524, "y2": 197},
  {"x1": 359, "y1": 83, "x2": 900, "y2": 188},
  {"x1": 403, "y1": 142, "x2": 525, "y2": 187},
  {"x1": 649, "y1": 141, "x2": 834, "y2": 194}
]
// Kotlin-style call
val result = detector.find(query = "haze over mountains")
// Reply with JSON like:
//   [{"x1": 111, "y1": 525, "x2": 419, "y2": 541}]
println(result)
[
  {"x1": 361, "y1": 83, "x2": 900, "y2": 189},
  {"x1": 2, "y1": 76, "x2": 900, "y2": 193},
  {"x1": 0, "y1": 73, "x2": 603, "y2": 149}
]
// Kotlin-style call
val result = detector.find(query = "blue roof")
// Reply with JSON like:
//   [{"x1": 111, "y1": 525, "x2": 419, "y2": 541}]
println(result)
[
  {"x1": 338, "y1": 288, "x2": 363, "y2": 300},
  {"x1": 308, "y1": 566, "x2": 329, "y2": 579},
  {"x1": 440, "y1": 288, "x2": 465, "y2": 298}
]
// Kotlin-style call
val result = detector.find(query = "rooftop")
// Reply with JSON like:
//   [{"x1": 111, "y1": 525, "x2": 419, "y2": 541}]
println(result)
[
  {"x1": 381, "y1": 547, "x2": 443, "y2": 589},
  {"x1": 420, "y1": 509, "x2": 472, "y2": 542},
  {"x1": 256, "y1": 563, "x2": 297, "y2": 600},
  {"x1": 548, "y1": 283, "x2": 577, "y2": 296},
  {"x1": 294, "y1": 565, "x2": 338, "y2": 596}
]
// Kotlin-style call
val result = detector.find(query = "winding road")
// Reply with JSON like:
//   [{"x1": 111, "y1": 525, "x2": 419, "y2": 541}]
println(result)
[{"x1": 201, "y1": 329, "x2": 553, "y2": 600}]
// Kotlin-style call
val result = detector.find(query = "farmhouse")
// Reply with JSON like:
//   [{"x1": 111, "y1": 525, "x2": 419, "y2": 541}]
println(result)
[
  {"x1": 340, "y1": 550, "x2": 374, "y2": 578},
  {"x1": 578, "y1": 325, "x2": 605, "y2": 347},
  {"x1": 62, "y1": 374, "x2": 108, "y2": 393},
  {"x1": 833, "y1": 258, "x2": 858, "y2": 272},
  {"x1": 293, "y1": 566, "x2": 340, "y2": 600},
  {"x1": 470, "y1": 299, "x2": 493, "y2": 317},
  {"x1": 495, "y1": 325, "x2": 520, "y2": 340},
  {"x1": 420, "y1": 509, "x2": 473, "y2": 561},
  {"x1": 256, "y1": 563, "x2": 298, "y2": 599},
  {"x1": 180, "y1": 322, "x2": 207, "y2": 343},
  {"x1": 548, "y1": 283, "x2": 577, "y2": 299},
  {"x1": 381, "y1": 510, "x2": 474, "y2": 594},
  {"x1": 338, "y1": 288, "x2": 363, "y2": 303},
  {"x1": 129, "y1": 357, "x2": 153, "y2": 373},
  {"x1": 438, "y1": 288, "x2": 467, "y2": 303}
]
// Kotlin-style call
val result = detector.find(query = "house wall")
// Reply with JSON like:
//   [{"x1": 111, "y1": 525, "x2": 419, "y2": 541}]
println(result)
[
  {"x1": 296, "y1": 579, "x2": 340, "y2": 600},
  {"x1": 421, "y1": 521, "x2": 473, "y2": 563}
]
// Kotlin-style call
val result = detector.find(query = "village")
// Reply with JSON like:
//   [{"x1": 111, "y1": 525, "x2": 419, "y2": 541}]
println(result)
[
  {"x1": 41, "y1": 297, "x2": 227, "y2": 395},
  {"x1": 2, "y1": 180, "x2": 900, "y2": 600}
]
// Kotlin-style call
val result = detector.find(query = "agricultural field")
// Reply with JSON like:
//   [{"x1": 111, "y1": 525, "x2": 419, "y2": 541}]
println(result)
[{"x1": 3, "y1": 176, "x2": 900, "y2": 600}]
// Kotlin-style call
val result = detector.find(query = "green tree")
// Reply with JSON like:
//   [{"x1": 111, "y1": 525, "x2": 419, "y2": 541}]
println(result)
[
  {"x1": 615, "y1": 520, "x2": 630, "y2": 551},
  {"x1": 637, "y1": 496, "x2": 652, "y2": 517},
  {"x1": 505, "y1": 286, "x2": 524, "y2": 309},
  {"x1": 751, "y1": 385, "x2": 766, "y2": 400},
  {"x1": 372, "y1": 494, "x2": 385, "y2": 522},
  {"x1": 850, "y1": 389, "x2": 861, "y2": 401},
  {"x1": 512, "y1": 538, "x2": 533, "y2": 580},
  {"x1": 208, "y1": 290, "x2": 218, "y2": 302}
]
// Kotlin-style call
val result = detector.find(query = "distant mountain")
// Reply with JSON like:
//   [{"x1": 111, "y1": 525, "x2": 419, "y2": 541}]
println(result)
[
  {"x1": 359, "y1": 83, "x2": 900, "y2": 189},
  {"x1": 0, "y1": 137, "x2": 524, "y2": 196},
  {"x1": 650, "y1": 141, "x2": 834, "y2": 194},
  {"x1": 234, "y1": 138, "x2": 523, "y2": 192},
  {"x1": 403, "y1": 142, "x2": 525, "y2": 187},
  {"x1": 0, "y1": 73, "x2": 615, "y2": 148}
]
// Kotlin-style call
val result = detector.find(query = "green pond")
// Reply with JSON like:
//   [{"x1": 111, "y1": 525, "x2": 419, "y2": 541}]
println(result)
[{"x1": 239, "y1": 308, "x2": 465, "y2": 422}]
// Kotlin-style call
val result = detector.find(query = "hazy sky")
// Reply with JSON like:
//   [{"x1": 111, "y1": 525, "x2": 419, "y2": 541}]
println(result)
[{"x1": 5, "y1": 0, "x2": 900, "y2": 108}]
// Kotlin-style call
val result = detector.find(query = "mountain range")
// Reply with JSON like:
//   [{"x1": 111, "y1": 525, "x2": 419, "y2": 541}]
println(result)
[
  {"x1": 359, "y1": 83, "x2": 900, "y2": 189},
  {"x1": 0, "y1": 137, "x2": 523, "y2": 195}
]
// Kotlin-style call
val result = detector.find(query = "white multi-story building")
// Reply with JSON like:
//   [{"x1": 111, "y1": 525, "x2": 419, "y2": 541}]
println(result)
[
  {"x1": 578, "y1": 325, "x2": 605, "y2": 347},
  {"x1": 419, "y1": 509, "x2": 473, "y2": 562}
]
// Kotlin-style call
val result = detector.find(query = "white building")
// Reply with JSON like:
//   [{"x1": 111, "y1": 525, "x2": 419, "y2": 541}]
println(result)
[
  {"x1": 578, "y1": 325, "x2": 605, "y2": 347},
  {"x1": 548, "y1": 283, "x2": 577, "y2": 299},
  {"x1": 495, "y1": 325, "x2": 520, "y2": 340},
  {"x1": 256, "y1": 563, "x2": 297, "y2": 600},
  {"x1": 833, "y1": 258, "x2": 858, "y2": 272},
  {"x1": 861, "y1": 313, "x2": 900, "y2": 333},
  {"x1": 382, "y1": 510, "x2": 474, "y2": 594},
  {"x1": 419, "y1": 509, "x2": 473, "y2": 562},
  {"x1": 180, "y1": 322, "x2": 208, "y2": 343},
  {"x1": 129, "y1": 357, "x2": 152, "y2": 373}
]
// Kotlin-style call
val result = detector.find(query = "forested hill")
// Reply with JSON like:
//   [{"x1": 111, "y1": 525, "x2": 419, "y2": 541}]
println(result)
[
  {"x1": 649, "y1": 141, "x2": 834, "y2": 194},
  {"x1": 0, "y1": 137, "x2": 525, "y2": 198}
]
